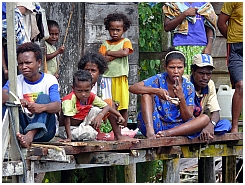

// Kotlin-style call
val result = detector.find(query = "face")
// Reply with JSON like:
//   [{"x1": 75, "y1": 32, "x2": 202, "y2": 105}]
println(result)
[
  {"x1": 83, "y1": 62, "x2": 100, "y2": 85},
  {"x1": 73, "y1": 81, "x2": 92, "y2": 104},
  {"x1": 192, "y1": 67, "x2": 213, "y2": 89},
  {"x1": 46, "y1": 26, "x2": 60, "y2": 45},
  {"x1": 165, "y1": 59, "x2": 185, "y2": 83},
  {"x1": 17, "y1": 51, "x2": 41, "y2": 82},
  {"x1": 108, "y1": 21, "x2": 125, "y2": 41}
]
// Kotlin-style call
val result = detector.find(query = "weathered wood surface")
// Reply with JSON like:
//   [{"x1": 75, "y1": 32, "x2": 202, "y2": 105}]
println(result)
[
  {"x1": 32, "y1": 133, "x2": 242, "y2": 155},
  {"x1": 2, "y1": 109, "x2": 10, "y2": 162}
]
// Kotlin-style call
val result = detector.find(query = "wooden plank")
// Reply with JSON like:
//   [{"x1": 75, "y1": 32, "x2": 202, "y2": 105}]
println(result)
[
  {"x1": 181, "y1": 144, "x2": 243, "y2": 158},
  {"x1": 2, "y1": 160, "x2": 23, "y2": 176},
  {"x1": 222, "y1": 156, "x2": 236, "y2": 183},
  {"x1": 198, "y1": 157, "x2": 215, "y2": 183},
  {"x1": 163, "y1": 158, "x2": 180, "y2": 183},
  {"x1": 124, "y1": 164, "x2": 136, "y2": 183},
  {"x1": 2, "y1": 109, "x2": 10, "y2": 162},
  {"x1": 59, "y1": 133, "x2": 242, "y2": 154}
]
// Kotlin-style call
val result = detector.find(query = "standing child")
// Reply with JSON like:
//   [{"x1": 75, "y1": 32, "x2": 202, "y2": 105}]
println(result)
[
  {"x1": 99, "y1": 13, "x2": 134, "y2": 127},
  {"x1": 45, "y1": 20, "x2": 65, "y2": 79},
  {"x1": 58, "y1": 70, "x2": 125, "y2": 142}
]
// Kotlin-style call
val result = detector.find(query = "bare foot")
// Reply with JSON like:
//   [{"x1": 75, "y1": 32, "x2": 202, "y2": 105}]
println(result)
[
  {"x1": 116, "y1": 135, "x2": 139, "y2": 143},
  {"x1": 16, "y1": 132, "x2": 33, "y2": 148},
  {"x1": 230, "y1": 127, "x2": 238, "y2": 133}
]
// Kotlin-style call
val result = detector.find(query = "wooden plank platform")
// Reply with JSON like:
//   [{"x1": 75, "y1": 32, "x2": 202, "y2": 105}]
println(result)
[
  {"x1": 32, "y1": 133, "x2": 242, "y2": 155},
  {"x1": 2, "y1": 132, "x2": 243, "y2": 183}
]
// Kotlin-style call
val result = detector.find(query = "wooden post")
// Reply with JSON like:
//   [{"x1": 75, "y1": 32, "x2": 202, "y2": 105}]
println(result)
[
  {"x1": 198, "y1": 157, "x2": 216, "y2": 183},
  {"x1": 6, "y1": 2, "x2": 22, "y2": 183},
  {"x1": 222, "y1": 156, "x2": 236, "y2": 182},
  {"x1": 124, "y1": 164, "x2": 136, "y2": 183},
  {"x1": 105, "y1": 166, "x2": 117, "y2": 183},
  {"x1": 163, "y1": 158, "x2": 180, "y2": 183}
]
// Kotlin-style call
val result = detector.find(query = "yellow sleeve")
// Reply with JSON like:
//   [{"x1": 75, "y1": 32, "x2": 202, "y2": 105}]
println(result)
[
  {"x1": 62, "y1": 96, "x2": 77, "y2": 117},
  {"x1": 123, "y1": 39, "x2": 133, "y2": 54},
  {"x1": 99, "y1": 45, "x2": 107, "y2": 56}
]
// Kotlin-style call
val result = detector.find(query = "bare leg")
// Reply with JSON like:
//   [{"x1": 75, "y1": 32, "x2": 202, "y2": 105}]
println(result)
[
  {"x1": 156, "y1": 114, "x2": 210, "y2": 137},
  {"x1": 119, "y1": 109, "x2": 128, "y2": 127},
  {"x1": 16, "y1": 129, "x2": 38, "y2": 148},
  {"x1": 109, "y1": 113, "x2": 137, "y2": 142},
  {"x1": 59, "y1": 110, "x2": 65, "y2": 126},
  {"x1": 109, "y1": 103, "x2": 137, "y2": 142},
  {"x1": 141, "y1": 94, "x2": 156, "y2": 138},
  {"x1": 230, "y1": 80, "x2": 243, "y2": 133}
]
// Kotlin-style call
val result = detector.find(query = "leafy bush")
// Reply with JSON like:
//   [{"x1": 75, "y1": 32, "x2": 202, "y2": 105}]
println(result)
[{"x1": 138, "y1": 2, "x2": 163, "y2": 81}]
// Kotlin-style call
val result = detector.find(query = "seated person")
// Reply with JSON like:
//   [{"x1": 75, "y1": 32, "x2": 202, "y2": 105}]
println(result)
[
  {"x1": 78, "y1": 52, "x2": 137, "y2": 141},
  {"x1": 187, "y1": 54, "x2": 231, "y2": 143},
  {"x1": 129, "y1": 47, "x2": 210, "y2": 139},
  {"x1": 2, "y1": 42, "x2": 61, "y2": 148},
  {"x1": 58, "y1": 70, "x2": 126, "y2": 142}
]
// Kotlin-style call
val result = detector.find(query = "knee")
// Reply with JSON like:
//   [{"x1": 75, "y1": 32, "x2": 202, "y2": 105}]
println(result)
[
  {"x1": 199, "y1": 114, "x2": 210, "y2": 126},
  {"x1": 235, "y1": 81, "x2": 243, "y2": 95},
  {"x1": 36, "y1": 94, "x2": 51, "y2": 104},
  {"x1": 141, "y1": 94, "x2": 152, "y2": 103}
]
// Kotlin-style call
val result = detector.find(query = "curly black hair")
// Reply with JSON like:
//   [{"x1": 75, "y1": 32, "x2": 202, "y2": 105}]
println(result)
[
  {"x1": 73, "y1": 70, "x2": 93, "y2": 87},
  {"x1": 17, "y1": 42, "x2": 42, "y2": 61},
  {"x1": 104, "y1": 13, "x2": 132, "y2": 31},
  {"x1": 78, "y1": 52, "x2": 108, "y2": 75}
]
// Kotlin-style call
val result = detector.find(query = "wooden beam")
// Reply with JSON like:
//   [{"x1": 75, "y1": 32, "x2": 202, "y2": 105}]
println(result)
[
  {"x1": 6, "y1": 3, "x2": 21, "y2": 182},
  {"x1": 46, "y1": 133, "x2": 243, "y2": 154},
  {"x1": 2, "y1": 109, "x2": 10, "y2": 162}
]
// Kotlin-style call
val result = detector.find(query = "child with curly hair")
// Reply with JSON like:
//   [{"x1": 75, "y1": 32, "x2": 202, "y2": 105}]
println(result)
[{"x1": 99, "y1": 13, "x2": 134, "y2": 127}]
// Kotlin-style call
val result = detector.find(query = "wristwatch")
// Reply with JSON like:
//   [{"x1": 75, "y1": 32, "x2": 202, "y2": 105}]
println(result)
[{"x1": 211, "y1": 121, "x2": 216, "y2": 127}]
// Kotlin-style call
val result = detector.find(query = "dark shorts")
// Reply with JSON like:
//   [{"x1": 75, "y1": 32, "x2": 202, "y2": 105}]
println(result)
[{"x1": 227, "y1": 42, "x2": 243, "y2": 88}]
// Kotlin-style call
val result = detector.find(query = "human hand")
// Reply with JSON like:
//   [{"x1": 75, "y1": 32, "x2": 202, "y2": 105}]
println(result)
[
  {"x1": 58, "y1": 45, "x2": 65, "y2": 54},
  {"x1": 91, "y1": 116, "x2": 103, "y2": 129},
  {"x1": 26, "y1": 102, "x2": 43, "y2": 114},
  {"x1": 117, "y1": 115, "x2": 125, "y2": 125},
  {"x1": 199, "y1": 123, "x2": 214, "y2": 144},
  {"x1": 173, "y1": 77, "x2": 184, "y2": 100},
  {"x1": 20, "y1": 99, "x2": 29, "y2": 108},
  {"x1": 184, "y1": 7, "x2": 198, "y2": 16},
  {"x1": 58, "y1": 138, "x2": 71, "y2": 142},
  {"x1": 104, "y1": 55, "x2": 115, "y2": 62},
  {"x1": 3, "y1": 69, "x2": 8, "y2": 79},
  {"x1": 202, "y1": 46, "x2": 212, "y2": 55},
  {"x1": 54, "y1": 72, "x2": 59, "y2": 79},
  {"x1": 157, "y1": 88, "x2": 170, "y2": 101}
]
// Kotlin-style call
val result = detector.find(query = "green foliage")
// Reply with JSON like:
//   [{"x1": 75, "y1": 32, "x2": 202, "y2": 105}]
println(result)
[
  {"x1": 100, "y1": 119, "x2": 112, "y2": 133},
  {"x1": 138, "y1": 2, "x2": 163, "y2": 81}
]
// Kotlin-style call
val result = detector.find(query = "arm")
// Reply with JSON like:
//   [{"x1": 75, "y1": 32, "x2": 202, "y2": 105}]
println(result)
[
  {"x1": 59, "y1": 116, "x2": 72, "y2": 142},
  {"x1": 46, "y1": 45, "x2": 65, "y2": 61},
  {"x1": 2, "y1": 89, "x2": 9, "y2": 104},
  {"x1": 92, "y1": 104, "x2": 110, "y2": 129},
  {"x1": 164, "y1": 7, "x2": 198, "y2": 32},
  {"x1": 199, "y1": 111, "x2": 219, "y2": 143},
  {"x1": 108, "y1": 106, "x2": 125, "y2": 124},
  {"x1": 217, "y1": 12, "x2": 229, "y2": 39},
  {"x1": 25, "y1": 101, "x2": 61, "y2": 114},
  {"x1": 172, "y1": 79, "x2": 194, "y2": 121},
  {"x1": 202, "y1": 26, "x2": 214, "y2": 55},
  {"x1": 129, "y1": 81, "x2": 169, "y2": 100},
  {"x1": 2, "y1": 46, "x2": 8, "y2": 80},
  {"x1": 106, "y1": 48, "x2": 130, "y2": 58}
]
